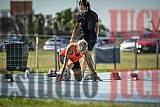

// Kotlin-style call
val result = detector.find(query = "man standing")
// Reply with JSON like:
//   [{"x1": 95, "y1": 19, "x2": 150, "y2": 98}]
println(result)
[{"x1": 70, "y1": 0, "x2": 99, "y2": 75}]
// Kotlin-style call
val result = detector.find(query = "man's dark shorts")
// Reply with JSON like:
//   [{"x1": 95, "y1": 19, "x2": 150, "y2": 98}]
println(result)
[
  {"x1": 87, "y1": 39, "x2": 96, "y2": 51},
  {"x1": 80, "y1": 33, "x2": 97, "y2": 51}
]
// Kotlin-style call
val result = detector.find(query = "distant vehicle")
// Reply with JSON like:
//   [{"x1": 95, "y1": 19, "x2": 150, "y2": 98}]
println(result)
[
  {"x1": 97, "y1": 37, "x2": 114, "y2": 47},
  {"x1": 136, "y1": 13, "x2": 160, "y2": 53},
  {"x1": 120, "y1": 39, "x2": 137, "y2": 52},
  {"x1": 136, "y1": 33, "x2": 160, "y2": 53},
  {"x1": 4, "y1": 35, "x2": 34, "y2": 51},
  {"x1": 120, "y1": 36, "x2": 140, "y2": 52},
  {"x1": 43, "y1": 37, "x2": 67, "y2": 51}
]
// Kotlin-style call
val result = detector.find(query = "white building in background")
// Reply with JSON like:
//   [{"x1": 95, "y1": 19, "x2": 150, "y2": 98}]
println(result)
[
  {"x1": 0, "y1": 0, "x2": 33, "y2": 34},
  {"x1": 0, "y1": 9, "x2": 10, "y2": 17}
]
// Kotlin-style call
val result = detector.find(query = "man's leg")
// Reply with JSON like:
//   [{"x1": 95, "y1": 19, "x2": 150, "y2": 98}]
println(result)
[
  {"x1": 81, "y1": 55, "x2": 87, "y2": 77},
  {"x1": 81, "y1": 51, "x2": 94, "y2": 76}
]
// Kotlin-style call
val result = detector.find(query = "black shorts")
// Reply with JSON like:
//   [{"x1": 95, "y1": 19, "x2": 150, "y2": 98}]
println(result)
[
  {"x1": 80, "y1": 31, "x2": 97, "y2": 51},
  {"x1": 60, "y1": 55, "x2": 81, "y2": 70},
  {"x1": 72, "y1": 62, "x2": 81, "y2": 70},
  {"x1": 80, "y1": 33, "x2": 97, "y2": 51},
  {"x1": 87, "y1": 40, "x2": 96, "y2": 51}
]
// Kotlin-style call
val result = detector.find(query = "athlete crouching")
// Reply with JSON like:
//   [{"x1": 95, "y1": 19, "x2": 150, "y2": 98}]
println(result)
[{"x1": 57, "y1": 39, "x2": 102, "y2": 81}]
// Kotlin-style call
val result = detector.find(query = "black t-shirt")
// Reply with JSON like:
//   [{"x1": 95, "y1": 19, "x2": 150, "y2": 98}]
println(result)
[{"x1": 77, "y1": 10, "x2": 98, "y2": 40}]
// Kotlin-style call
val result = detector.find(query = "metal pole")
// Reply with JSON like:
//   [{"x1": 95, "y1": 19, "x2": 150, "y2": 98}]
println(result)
[
  {"x1": 76, "y1": 0, "x2": 78, "y2": 9},
  {"x1": 54, "y1": 35, "x2": 57, "y2": 72},
  {"x1": 156, "y1": 39, "x2": 159, "y2": 69},
  {"x1": 35, "y1": 34, "x2": 39, "y2": 73},
  {"x1": 113, "y1": 44, "x2": 116, "y2": 70},
  {"x1": 135, "y1": 39, "x2": 138, "y2": 70}
]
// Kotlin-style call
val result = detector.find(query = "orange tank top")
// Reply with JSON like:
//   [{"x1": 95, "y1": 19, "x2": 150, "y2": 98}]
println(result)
[{"x1": 60, "y1": 44, "x2": 83, "y2": 62}]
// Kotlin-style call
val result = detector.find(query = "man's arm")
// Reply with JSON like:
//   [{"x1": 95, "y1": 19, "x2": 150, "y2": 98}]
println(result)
[
  {"x1": 70, "y1": 23, "x2": 81, "y2": 43},
  {"x1": 95, "y1": 22, "x2": 99, "y2": 38}
]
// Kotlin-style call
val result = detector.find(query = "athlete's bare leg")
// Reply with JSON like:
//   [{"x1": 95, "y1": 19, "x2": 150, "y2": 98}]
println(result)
[
  {"x1": 67, "y1": 60, "x2": 74, "y2": 69},
  {"x1": 73, "y1": 68, "x2": 82, "y2": 81}
]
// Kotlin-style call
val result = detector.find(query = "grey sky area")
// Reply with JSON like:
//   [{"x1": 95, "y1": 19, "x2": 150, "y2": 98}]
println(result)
[{"x1": 1, "y1": 0, "x2": 160, "y2": 31}]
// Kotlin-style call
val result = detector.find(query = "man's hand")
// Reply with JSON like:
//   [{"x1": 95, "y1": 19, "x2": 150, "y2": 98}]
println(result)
[{"x1": 70, "y1": 38, "x2": 76, "y2": 43}]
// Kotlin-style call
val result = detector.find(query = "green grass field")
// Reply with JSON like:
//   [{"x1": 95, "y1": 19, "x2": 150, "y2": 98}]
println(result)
[
  {"x1": 0, "y1": 97, "x2": 158, "y2": 107},
  {"x1": 0, "y1": 51, "x2": 159, "y2": 106},
  {"x1": 0, "y1": 50, "x2": 160, "y2": 73},
  {"x1": 28, "y1": 50, "x2": 160, "y2": 72},
  {"x1": 96, "y1": 52, "x2": 160, "y2": 72}
]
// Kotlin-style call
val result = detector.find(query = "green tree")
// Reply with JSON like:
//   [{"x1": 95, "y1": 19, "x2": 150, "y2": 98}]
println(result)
[
  {"x1": 52, "y1": 8, "x2": 107, "y2": 35},
  {"x1": 98, "y1": 19, "x2": 109, "y2": 37},
  {"x1": 52, "y1": 8, "x2": 76, "y2": 34},
  {"x1": 34, "y1": 13, "x2": 45, "y2": 35}
]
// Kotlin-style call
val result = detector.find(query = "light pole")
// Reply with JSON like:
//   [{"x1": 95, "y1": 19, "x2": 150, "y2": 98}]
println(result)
[{"x1": 76, "y1": 0, "x2": 78, "y2": 10}]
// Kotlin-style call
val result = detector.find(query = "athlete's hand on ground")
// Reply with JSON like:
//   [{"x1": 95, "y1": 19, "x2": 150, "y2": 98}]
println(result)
[
  {"x1": 56, "y1": 74, "x2": 64, "y2": 81},
  {"x1": 94, "y1": 74, "x2": 102, "y2": 81}
]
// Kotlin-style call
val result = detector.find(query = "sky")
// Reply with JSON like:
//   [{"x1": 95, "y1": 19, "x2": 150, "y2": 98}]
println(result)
[{"x1": 0, "y1": 0, "x2": 160, "y2": 31}]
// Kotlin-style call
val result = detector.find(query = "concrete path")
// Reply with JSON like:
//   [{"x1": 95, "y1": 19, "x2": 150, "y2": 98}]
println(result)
[{"x1": 0, "y1": 70, "x2": 160, "y2": 103}]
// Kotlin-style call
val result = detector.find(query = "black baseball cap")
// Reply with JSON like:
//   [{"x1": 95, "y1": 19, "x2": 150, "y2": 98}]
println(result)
[{"x1": 79, "y1": 0, "x2": 87, "y2": 6}]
